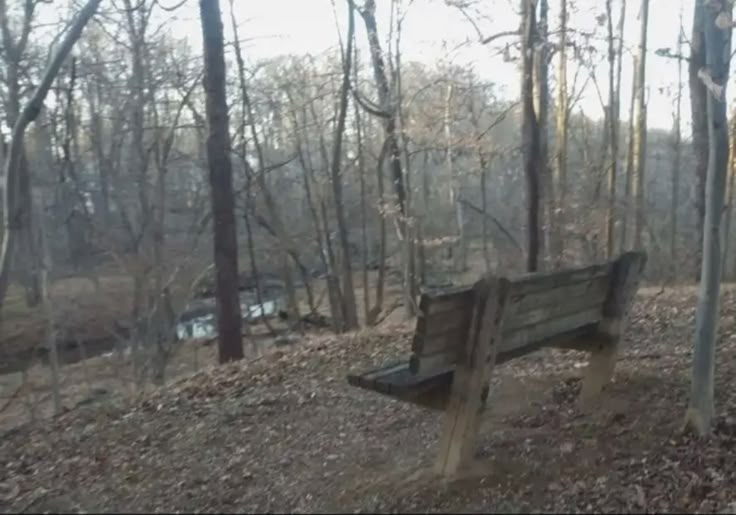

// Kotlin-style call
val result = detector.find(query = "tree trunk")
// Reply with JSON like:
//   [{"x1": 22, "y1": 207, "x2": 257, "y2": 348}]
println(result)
[
  {"x1": 330, "y1": 1, "x2": 359, "y2": 330},
  {"x1": 632, "y1": 0, "x2": 649, "y2": 251},
  {"x1": 724, "y1": 112, "x2": 736, "y2": 278},
  {"x1": 551, "y1": 0, "x2": 567, "y2": 267},
  {"x1": 671, "y1": 16, "x2": 684, "y2": 267},
  {"x1": 368, "y1": 136, "x2": 389, "y2": 326},
  {"x1": 38, "y1": 196, "x2": 61, "y2": 414},
  {"x1": 690, "y1": 0, "x2": 708, "y2": 281},
  {"x1": 535, "y1": 0, "x2": 550, "y2": 270},
  {"x1": 481, "y1": 157, "x2": 492, "y2": 273},
  {"x1": 199, "y1": 0, "x2": 243, "y2": 363},
  {"x1": 621, "y1": 62, "x2": 637, "y2": 252},
  {"x1": 686, "y1": 0, "x2": 732, "y2": 436},
  {"x1": 444, "y1": 83, "x2": 464, "y2": 271},
  {"x1": 521, "y1": 0, "x2": 541, "y2": 273},
  {"x1": 604, "y1": 0, "x2": 622, "y2": 259},
  {"x1": 355, "y1": 100, "x2": 371, "y2": 324}
]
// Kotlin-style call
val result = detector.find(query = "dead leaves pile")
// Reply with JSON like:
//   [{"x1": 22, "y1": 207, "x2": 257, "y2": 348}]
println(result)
[{"x1": 4, "y1": 290, "x2": 736, "y2": 512}]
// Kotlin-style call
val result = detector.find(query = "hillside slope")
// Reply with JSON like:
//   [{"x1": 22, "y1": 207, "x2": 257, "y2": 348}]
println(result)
[{"x1": 3, "y1": 289, "x2": 736, "y2": 513}]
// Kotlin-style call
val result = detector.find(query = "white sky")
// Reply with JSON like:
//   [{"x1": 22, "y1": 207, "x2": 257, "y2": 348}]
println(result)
[
  {"x1": 38, "y1": 0, "x2": 696, "y2": 133},
  {"x1": 166, "y1": 0, "x2": 692, "y2": 132}
]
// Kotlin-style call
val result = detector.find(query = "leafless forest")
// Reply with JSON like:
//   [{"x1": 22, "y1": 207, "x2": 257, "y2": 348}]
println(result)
[{"x1": 2, "y1": 0, "x2": 736, "y2": 511}]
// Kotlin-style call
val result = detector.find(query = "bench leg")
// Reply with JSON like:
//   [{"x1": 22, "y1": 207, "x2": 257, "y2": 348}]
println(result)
[
  {"x1": 434, "y1": 278, "x2": 507, "y2": 476},
  {"x1": 580, "y1": 342, "x2": 618, "y2": 401},
  {"x1": 434, "y1": 370, "x2": 489, "y2": 475},
  {"x1": 580, "y1": 252, "x2": 645, "y2": 403}
]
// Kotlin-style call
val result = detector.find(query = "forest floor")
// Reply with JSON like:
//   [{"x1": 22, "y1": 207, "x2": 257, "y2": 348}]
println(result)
[{"x1": 4, "y1": 286, "x2": 736, "y2": 513}]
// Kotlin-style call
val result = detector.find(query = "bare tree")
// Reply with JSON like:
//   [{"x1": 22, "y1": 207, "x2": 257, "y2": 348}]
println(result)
[
  {"x1": 329, "y1": 0, "x2": 359, "y2": 330},
  {"x1": 521, "y1": 0, "x2": 542, "y2": 272},
  {"x1": 604, "y1": 0, "x2": 625, "y2": 259},
  {"x1": 535, "y1": 0, "x2": 550, "y2": 270},
  {"x1": 198, "y1": 0, "x2": 243, "y2": 362},
  {"x1": 551, "y1": 0, "x2": 568, "y2": 267},
  {"x1": 686, "y1": 0, "x2": 732, "y2": 436},
  {"x1": 358, "y1": 0, "x2": 414, "y2": 313},
  {"x1": 0, "y1": 0, "x2": 103, "y2": 311},
  {"x1": 690, "y1": 0, "x2": 708, "y2": 280},
  {"x1": 631, "y1": 0, "x2": 649, "y2": 251},
  {"x1": 671, "y1": 15, "x2": 684, "y2": 265}
]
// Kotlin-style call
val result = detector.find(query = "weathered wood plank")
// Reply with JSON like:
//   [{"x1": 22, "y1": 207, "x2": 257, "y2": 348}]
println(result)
[
  {"x1": 347, "y1": 361, "x2": 454, "y2": 398},
  {"x1": 412, "y1": 326, "x2": 467, "y2": 360},
  {"x1": 510, "y1": 262, "x2": 612, "y2": 296},
  {"x1": 504, "y1": 285, "x2": 607, "y2": 332},
  {"x1": 410, "y1": 349, "x2": 456, "y2": 374},
  {"x1": 434, "y1": 277, "x2": 509, "y2": 476},
  {"x1": 410, "y1": 287, "x2": 474, "y2": 359},
  {"x1": 409, "y1": 323, "x2": 603, "y2": 372},
  {"x1": 506, "y1": 275, "x2": 610, "y2": 318},
  {"x1": 412, "y1": 308, "x2": 471, "y2": 355},
  {"x1": 422, "y1": 288, "x2": 474, "y2": 316},
  {"x1": 500, "y1": 306, "x2": 603, "y2": 355},
  {"x1": 581, "y1": 251, "x2": 647, "y2": 400},
  {"x1": 497, "y1": 324, "x2": 601, "y2": 363}
]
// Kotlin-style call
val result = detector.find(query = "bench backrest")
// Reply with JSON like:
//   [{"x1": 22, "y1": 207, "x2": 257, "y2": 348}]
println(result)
[{"x1": 410, "y1": 253, "x2": 644, "y2": 374}]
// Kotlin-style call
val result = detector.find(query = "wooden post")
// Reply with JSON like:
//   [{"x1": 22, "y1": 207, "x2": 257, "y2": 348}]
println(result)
[
  {"x1": 434, "y1": 277, "x2": 509, "y2": 476},
  {"x1": 581, "y1": 251, "x2": 646, "y2": 401}
]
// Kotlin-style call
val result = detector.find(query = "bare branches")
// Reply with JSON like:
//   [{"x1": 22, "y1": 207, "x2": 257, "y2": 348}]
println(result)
[{"x1": 0, "y1": 0, "x2": 103, "y2": 310}]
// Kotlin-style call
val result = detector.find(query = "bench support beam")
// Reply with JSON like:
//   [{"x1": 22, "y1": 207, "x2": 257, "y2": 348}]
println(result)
[
  {"x1": 434, "y1": 278, "x2": 509, "y2": 476},
  {"x1": 580, "y1": 252, "x2": 646, "y2": 401}
]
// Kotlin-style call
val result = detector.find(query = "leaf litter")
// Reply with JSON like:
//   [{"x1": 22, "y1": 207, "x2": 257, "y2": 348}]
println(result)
[{"x1": 3, "y1": 289, "x2": 736, "y2": 512}]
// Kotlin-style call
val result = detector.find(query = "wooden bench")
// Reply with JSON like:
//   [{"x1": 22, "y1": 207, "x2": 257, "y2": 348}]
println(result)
[{"x1": 348, "y1": 252, "x2": 646, "y2": 476}]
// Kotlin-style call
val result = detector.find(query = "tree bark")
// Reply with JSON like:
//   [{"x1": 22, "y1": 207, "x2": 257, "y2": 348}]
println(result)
[
  {"x1": 724, "y1": 111, "x2": 736, "y2": 278},
  {"x1": 330, "y1": 1, "x2": 359, "y2": 330},
  {"x1": 690, "y1": 0, "x2": 708, "y2": 281},
  {"x1": 355, "y1": 99, "x2": 371, "y2": 324},
  {"x1": 686, "y1": 0, "x2": 732, "y2": 436},
  {"x1": 671, "y1": 16, "x2": 683, "y2": 267},
  {"x1": 199, "y1": 0, "x2": 243, "y2": 363},
  {"x1": 621, "y1": 61, "x2": 637, "y2": 252},
  {"x1": 535, "y1": 0, "x2": 550, "y2": 270},
  {"x1": 604, "y1": 0, "x2": 623, "y2": 259},
  {"x1": 632, "y1": 0, "x2": 649, "y2": 251},
  {"x1": 551, "y1": 0, "x2": 567, "y2": 267},
  {"x1": 521, "y1": 0, "x2": 541, "y2": 272},
  {"x1": 359, "y1": 0, "x2": 412, "y2": 314}
]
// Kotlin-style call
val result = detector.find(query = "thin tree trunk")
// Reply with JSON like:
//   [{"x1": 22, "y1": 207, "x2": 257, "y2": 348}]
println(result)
[
  {"x1": 230, "y1": 0, "x2": 306, "y2": 328},
  {"x1": 330, "y1": 0, "x2": 359, "y2": 330},
  {"x1": 621, "y1": 65, "x2": 637, "y2": 253},
  {"x1": 39, "y1": 197, "x2": 61, "y2": 414},
  {"x1": 199, "y1": 0, "x2": 243, "y2": 362},
  {"x1": 359, "y1": 0, "x2": 411, "y2": 315},
  {"x1": 444, "y1": 83, "x2": 464, "y2": 271},
  {"x1": 521, "y1": 0, "x2": 541, "y2": 272},
  {"x1": 535, "y1": 0, "x2": 550, "y2": 270},
  {"x1": 671, "y1": 16, "x2": 684, "y2": 267},
  {"x1": 481, "y1": 156, "x2": 492, "y2": 273},
  {"x1": 632, "y1": 0, "x2": 649, "y2": 251},
  {"x1": 690, "y1": 0, "x2": 708, "y2": 282},
  {"x1": 551, "y1": 0, "x2": 567, "y2": 267},
  {"x1": 355, "y1": 99, "x2": 370, "y2": 323},
  {"x1": 368, "y1": 137, "x2": 389, "y2": 326},
  {"x1": 686, "y1": 0, "x2": 732, "y2": 436},
  {"x1": 724, "y1": 112, "x2": 736, "y2": 277},
  {"x1": 394, "y1": 4, "x2": 417, "y2": 317},
  {"x1": 604, "y1": 0, "x2": 620, "y2": 259}
]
